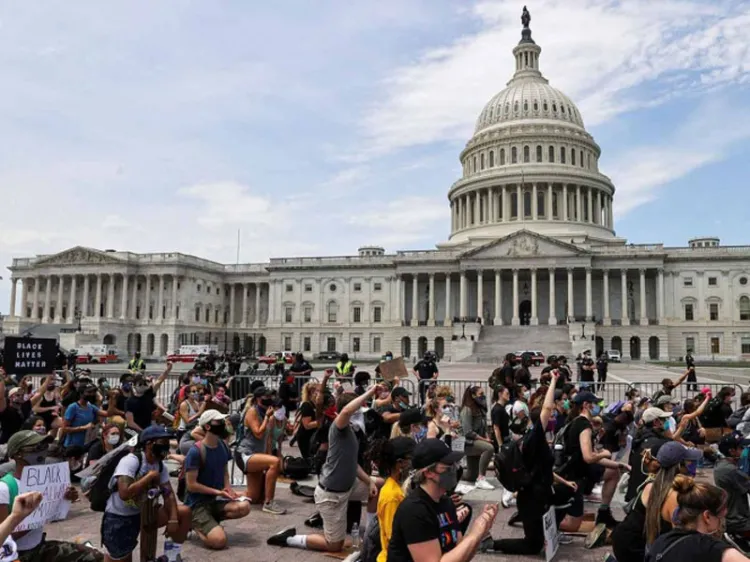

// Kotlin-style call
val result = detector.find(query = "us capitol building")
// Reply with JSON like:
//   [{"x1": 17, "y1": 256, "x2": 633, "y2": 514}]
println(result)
[{"x1": 5, "y1": 13, "x2": 750, "y2": 362}]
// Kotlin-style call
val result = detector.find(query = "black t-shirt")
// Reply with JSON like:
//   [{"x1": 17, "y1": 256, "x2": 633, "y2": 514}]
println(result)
[
  {"x1": 86, "y1": 439, "x2": 105, "y2": 466},
  {"x1": 601, "y1": 419, "x2": 623, "y2": 453},
  {"x1": 514, "y1": 367, "x2": 532, "y2": 389},
  {"x1": 0, "y1": 406, "x2": 25, "y2": 444},
  {"x1": 580, "y1": 358, "x2": 595, "y2": 381},
  {"x1": 278, "y1": 381, "x2": 299, "y2": 412},
  {"x1": 289, "y1": 361, "x2": 313, "y2": 376},
  {"x1": 387, "y1": 487, "x2": 460, "y2": 562},
  {"x1": 646, "y1": 529, "x2": 729, "y2": 562},
  {"x1": 490, "y1": 403, "x2": 510, "y2": 448},
  {"x1": 522, "y1": 420, "x2": 554, "y2": 493},
  {"x1": 296, "y1": 401, "x2": 317, "y2": 450},
  {"x1": 115, "y1": 392, "x2": 129, "y2": 413},
  {"x1": 563, "y1": 416, "x2": 593, "y2": 481},
  {"x1": 125, "y1": 388, "x2": 156, "y2": 429},
  {"x1": 596, "y1": 358, "x2": 608, "y2": 374},
  {"x1": 413, "y1": 360, "x2": 438, "y2": 380}
]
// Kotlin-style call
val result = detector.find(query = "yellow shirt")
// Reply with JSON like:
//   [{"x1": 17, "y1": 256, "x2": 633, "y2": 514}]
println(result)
[{"x1": 377, "y1": 477, "x2": 405, "y2": 562}]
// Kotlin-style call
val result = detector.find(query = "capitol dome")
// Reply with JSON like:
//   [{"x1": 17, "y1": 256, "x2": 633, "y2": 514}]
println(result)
[{"x1": 446, "y1": 9, "x2": 617, "y2": 246}]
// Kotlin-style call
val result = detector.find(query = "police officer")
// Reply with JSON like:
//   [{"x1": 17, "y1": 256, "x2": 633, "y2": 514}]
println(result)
[
  {"x1": 686, "y1": 350, "x2": 697, "y2": 391},
  {"x1": 128, "y1": 351, "x2": 145, "y2": 372},
  {"x1": 274, "y1": 352, "x2": 286, "y2": 377},
  {"x1": 335, "y1": 353, "x2": 354, "y2": 378},
  {"x1": 579, "y1": 349, "x2": 595, "y2": 388},
  {"x1": 413, "y1": 352, "x2": 439, "y2": 405}
]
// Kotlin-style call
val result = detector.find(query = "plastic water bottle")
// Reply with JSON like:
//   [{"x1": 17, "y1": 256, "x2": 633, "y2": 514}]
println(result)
[
  {"x1": 350, "y1": 523, "x2": 360, "y2": 550},
  {"x1": 163, "y1": 538, "x2": 178, "y2": 562}
]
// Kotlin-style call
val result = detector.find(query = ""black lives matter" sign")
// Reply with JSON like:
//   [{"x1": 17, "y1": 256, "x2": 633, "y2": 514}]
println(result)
[{"x1": 3, "y1": 337, "x2": 57, "y2": 374}]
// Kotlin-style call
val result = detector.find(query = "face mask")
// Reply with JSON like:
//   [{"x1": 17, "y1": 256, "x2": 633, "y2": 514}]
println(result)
[
  {"x1": 101, "y1": 383, "x2": 110, "y2": 392},
  {"x1": 412, "y1": 426, "x2": 427, "y2": 442},
  {"x1": 22, "y1": 450, "x2": 46, "y2": 465},
  {"x1": 191, "y1": 376, "x2": 202, "y2": 385},
  {"x1": 435, "y1": 465, "x2": 458, "y2": 490},
  {"x1": 133, "y1": 385, "x2": 148, "y2": 397},
  {"x1": 684, "y1": 461, "x2": 698, "y2": 477},
  {"x1": 474, "y1": 396, "x2": 487, "y2": 409},
  {"x1": 274, "y1": 407, "x2": 287, "y2": 421},
  {"x1": 121, "y1": 382, "x2": 132, "y2": 392},
  {"x1": 34, "y1": 427, "x2": 46, "y2": 436},
  {"x1": 151, "y1": 443, "x2": 170, "y2": 459},
  {"x1": 208, "y1": 424, "x2": 228, "y2": 438},
  {"x1": 324, "y1": 405, "x2": 337, "y2": 419},
  {"x1": 385, "y1": 355, "x2": 393, "y2": 361},
  {"x1": 350, "y1": 411, "x2": 366, "y2": 433},
  {"x1": 84, "y1": 393, "x2": 97, "y2": 403},
  {"x1": 523, "y1": 389, "x2": 531, "y2": 400},
  {"x1": 107, "y1": 434, "x2": 120, "y2": 446},
  {"x1": 592, "y1": 405, "x2": 601, "y2": 416},
  {"x1": 191, "y1": 393, "x2": 201, "y2": 401},
  {"x1": 562, "y1": 399, "x2": 570, "y2": 411},
  {"x1": 261, "y1": 398, "x2": 273, "y2": 407}
]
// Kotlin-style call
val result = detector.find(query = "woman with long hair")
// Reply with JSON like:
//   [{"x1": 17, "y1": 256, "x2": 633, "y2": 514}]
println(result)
[
  {"x1": 646, "y1": 476, "x2": 749, "y2": 562},
  {"x1": 676, "y1": 394, "x2": 710, "y2": 445},
  {"x1": 459, "y1": 385, "x2": 495, "y2": 490},
  {"x1": 294, "y1": 380, "x2": 321, "y2": 461},
  {"x1": 611, "y1": 441, "x2": 702, "y2": 562},
  {"x1": 86, "y1": 423, "x2": 124, "y2": 467},
  {"x1": 177, "y1": 384, "x2": 205, "y2": 437}
]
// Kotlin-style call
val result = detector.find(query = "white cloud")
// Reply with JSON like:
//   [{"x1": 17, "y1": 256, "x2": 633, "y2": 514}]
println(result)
[{"x1": 349, "y1": 196, "x2": 449, "y2": 246}]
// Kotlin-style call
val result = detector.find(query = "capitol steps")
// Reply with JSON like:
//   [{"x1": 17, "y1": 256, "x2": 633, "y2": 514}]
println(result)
[{"x1": 461, "y1": 325, "x2": 572, "y2": 364}]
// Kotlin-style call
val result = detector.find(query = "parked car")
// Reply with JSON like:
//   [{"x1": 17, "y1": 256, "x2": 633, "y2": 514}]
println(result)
[
  {"x1": 315, "y1": 350, "x2": 341, "y2": 361},
  {"x1": 606, "y1": 349, "x2": 621, "y2": 362},
  {"x1": 257, "y1": 351, "x2": 295, "y2": 365},
  {"x1": 514, "y1": 350, "x2": 545, "y2": 366}
]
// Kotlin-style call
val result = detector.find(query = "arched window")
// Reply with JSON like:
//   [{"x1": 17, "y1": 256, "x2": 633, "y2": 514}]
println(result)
[
  {"x1": 514, "y1": 101, "x2": 519, "y2": 113},
  {"x1": 511, "y1": 147, "x2": 518, "y2": 164},
  {"x1": 552, "y1": 102, "x2": 557, "y2": 112},
  {"x1": 523, "y1": 191, "x2": 531, "y2": 217},
  {"x1": 741, "y1": 296, "x2": 750, "y2": 320},
  {"x1": 571, "y1": 149, "x2": 576, "y2": 166},
  {"x1": 580, "y1": 150, "x2": 584, "y2": 167},
  {"x1": 537, "y1": 192, "x2": 545, "y2": 217},
  {"x1": 543, "y1": 101, "x2": 548, "y2": 111},
  {"x1": 536, "y1": 145, "x2": 542, "y2": 162},
  {"x1": 561, "y1": 105, "x2": 566, "y2": 114},
  {"x1": 480, "y1": 153, "x2": 485, "y2": 170},
  {"x1": 533, "y1": 101, "x2": 538, "y2": 111},
  {"x1": 560, "y1": 147, "x2": 566, "y2": 164},
  {"x1": 523, "y1": 145, "x2": 530, "y2": 163},
  {"x1": 489, "y1": 150, "x2": 494, "y2": 167},
  {"x1": 473, "y1": 157, "x2": 476, "y2": 172},
  {"x1": 510, "y1": 192, "x2": 518, "y2": 218},
  {"x1": 523, "y1": 101, "x2": 528, "y2": 111},
  {"x1": 548, "y1": 146, "x2": 555, "y2": 162},
  {"x1": 327, "y1": 301, "x2": 339, "y2": 323},
  {"x1": 500, "y1": 148, "x2": 506, "y2": 165}
]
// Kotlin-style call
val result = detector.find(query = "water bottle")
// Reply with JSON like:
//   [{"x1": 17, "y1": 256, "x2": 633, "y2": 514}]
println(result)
[
  {"x1": 163, "y1": 538, "x2": 178, "y2": 562},
  {"x1": 350, "y1": 523, "x2": 360, "y2": 550}
]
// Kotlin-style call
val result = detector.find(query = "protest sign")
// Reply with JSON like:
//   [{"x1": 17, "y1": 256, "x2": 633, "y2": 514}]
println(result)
[
  {"x1": 378, "y1": 357, "x2": 408, "y2": 382},
  {"x1": 2, "y1": 337, "x2": 57, "y2": 375},
  {"x1": 543, "y1": 505, "x2": 559, "y2": 562},
  {"x1": 15, "y1": 462, "x2": 71, "y2": 531}
]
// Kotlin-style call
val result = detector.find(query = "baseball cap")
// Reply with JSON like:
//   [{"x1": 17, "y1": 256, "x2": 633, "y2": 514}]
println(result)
[
  {"x1": 199, "y1": 410, "x2": 228, "y2": 426},
  {"x1": 572, "y1": 391, "x2": 600, "y2": 405},
  {"x1": 139, "y1": 425, "x2": 173, "y2": 445},
  {"x1": 253, "y1": 386, "x2": 271, "y2": 398},
  {"x1": 390, "y1": 436, "x2": 416, "y2": 460},
  {"x1": 512, "y1": 401, "x2": 529, "y2": 417},
  {"x1": 656, "y1": 441, "x2": 702, "y2": 468},
  {"x1": 392, "y1": 387, "x2": 411, "y2": 399},
  {"x1": 7, "y1": 387, "x2": 21, "y2": 398},
  {"x1": 7, "y1": 430, "x2": 50, "y2": 458},
  {"x1": 642, "y1": 407, "x2": 672, "y2": 424},
  {"x1": 412, "y1": 438, "x2": 464, "y2": 470},
  {"x1": 719, "y1": 432, "x2": 750, "y2": 456},
  {"x1": 655, "y1": 395, "x2": 679, "y2": 406}
]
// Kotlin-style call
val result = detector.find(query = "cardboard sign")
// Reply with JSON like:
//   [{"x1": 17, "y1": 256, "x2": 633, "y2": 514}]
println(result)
[
  {"x1": 543, "y1": 505, "x2": 559, "y2": 562},
  {"x1": 2, "y1": 337, "x2": 57, "y2": 375},
  {"x1": 15, "y1": 462, "x2": 71, "y2": 531},
  {"x1": 378, "y1": 357, "x2": 408, "y2": 382}
]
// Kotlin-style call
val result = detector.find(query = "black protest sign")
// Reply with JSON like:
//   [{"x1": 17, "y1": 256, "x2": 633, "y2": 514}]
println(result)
[{"x1": 2, "y1": 337, "x2": 57, "y2": 374}]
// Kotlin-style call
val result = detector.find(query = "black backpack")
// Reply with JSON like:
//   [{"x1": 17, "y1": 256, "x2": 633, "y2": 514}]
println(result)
[
  {"x1": 552, "y1": 421, "x2": 574, "y2": 475},
  {"x1": 282, "y1": 456, "x2": 310, "y2": 480},
  {"x1": 493, "y1": 439, "x2": 531, "y2": 492},
  {"x1": 88, "y1": 450, "x2": 146, "y2": 512}
]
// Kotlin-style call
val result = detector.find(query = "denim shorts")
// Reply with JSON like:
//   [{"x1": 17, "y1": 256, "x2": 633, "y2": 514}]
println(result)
[{"x1": 102, "y1": 512, "x2": 140, "y2": 560}]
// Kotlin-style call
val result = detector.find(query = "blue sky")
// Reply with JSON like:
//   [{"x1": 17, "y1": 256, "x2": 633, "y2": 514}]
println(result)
[{"x1": 1, "y1": 0, "x2": 750, "y2": 313}]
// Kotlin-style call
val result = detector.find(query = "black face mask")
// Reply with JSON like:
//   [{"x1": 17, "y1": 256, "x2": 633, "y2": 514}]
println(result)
[
  {"x1": 261, "y1": 398, "x2": 273, "y2": 407},
  {"x1": 151, "y1": 443, "x2": 170, "y2": 459},
  {"x1": 474, "y1": 396, "x2": 487, "y2": 409},
  {"x1": 208, "y1": 424, "x2": 228, "y2": 438},
  {"x1": 84, "y1": 393, "x2": 97, "y2": 403}
]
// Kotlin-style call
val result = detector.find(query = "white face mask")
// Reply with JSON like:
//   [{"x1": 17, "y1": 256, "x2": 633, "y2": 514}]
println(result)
[
  {"x1": 107, "y1": 434, "x2": 120, "y2": 446},
  {"x1": 273, "y1": 407, "x2": 287, "y2": 421},
  {"x1": 350, "y1": 410, "x2": 366, "y2": 433},
  {"x1": 523, "y1": 389, "x2": 531, "y2": 400}
]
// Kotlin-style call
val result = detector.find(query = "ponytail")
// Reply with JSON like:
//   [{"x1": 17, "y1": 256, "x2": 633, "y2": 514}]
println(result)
[{"x1": 671, "y1": 475, "x2": 727, "y2": 528}]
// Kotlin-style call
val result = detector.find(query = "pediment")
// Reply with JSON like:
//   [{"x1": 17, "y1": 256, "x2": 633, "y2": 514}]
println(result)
[
  {"x1": 461, "y1": 230, "x2": 590, "y2": 260},
  {"x1": 34, "y1": 246, "x2": 124, "y2": 267}
]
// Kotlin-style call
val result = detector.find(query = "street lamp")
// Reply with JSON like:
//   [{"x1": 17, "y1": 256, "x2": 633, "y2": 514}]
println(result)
[
  {"x1": 460, "y1": 318, "x2": 467, "y2": 340},
  {"x1": 74, "y1": 307, "x2": 82, "y2": 332}
]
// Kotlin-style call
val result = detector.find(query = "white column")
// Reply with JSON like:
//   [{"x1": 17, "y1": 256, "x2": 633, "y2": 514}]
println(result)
[
  {"x1": 411, "y1": 275, "x2": 418, "y2": 326},
  {"x1": 43, "y1": 276, "x2": 52, "y2": 322},
  {"x1": 242, "y1": 283, "x2": 248, "y2": 327},
  {"x1": 82, "y1": 275, "x2": 90, "y2": 317},
  {"x1": 20, "y1": 279, "x2": 28, "y2": 318},
  {"x1": 55, "y1": 276, "x2": 64, "y2": 322},
  {"x1": 171, "y1": 275, "x2": 179, "y2": 320},
  {"x1": 502, "y1": 186, "x2": 509, "y2": 221},
  {"x1": 530, "y1": 268, "x2": 538, "y2": 325},
  {"x1": 396, "y1": 276, "x2": 403, "y2": 323},
  {"x1": 608, "y1": 197, "x2": 614, "y2": 228},
  {"x1": 657, "y1": 269, "x2": 665, "y2": 322},
  {"x1": 254, "y1": 284, "x2": 261, "y2": 327},
  {"x1": 474, "y1": 193, "x2": 480, "y2": 225},
  {"x1": 130, "y1": 276, "x2": 137, "y2": 320},
  {"x1": 489, "y1": 188, "x2": 496, "y2": 223},
  {"x1": 428, "y1": 274, "x2": 436, "y2": 326},
  {"x1": 639, "y1": 269, "x2": 647, "y2": 325},
  {"x1": 494, "y1": 270, "x2": 502, "y2": 325},
  {"x1": 511, "y1": 269, "x2": 519, "y2": 325},
  {"x1": 563, "y1": 185, "x2": 569, "y2": 221},
  {"x1": 476, "y1": 271, "x2": 483, "y2": 322},
  {"x1": 9, "y1": 279, "x2": 17, "y2": 317},
  {"x1": 548, "y1": 269, "x2": 557, "y2": 325},
  {"x1": 143, "y1": 276, "x2": 151, "y2": 321},
  {"x1": 547, "y1": 184, "x2": 553, "y2": 220},
  {"x1": 516, "y1": 184, "x2": 522, "y2": 220},
  {"x1": 576, "y1": 185, "x2": 582, "y2": 221},
  {"x1": 32, "y1": 277, "x2": 40, "y2": 320},
  {"x1": 120, "y1": 274, "x2": 128, "y2": 320},
  {"x1": 621, "y1": 269, "x2": 629, "y2": 325},
  {"x1": 587, "y1": 188, "x2": 593, "y2": 223},
  {"x1": 107, "y1": 275, "x2": 115, "y2": 319},
  {"x1": 229, "y1": 284, "x2": 236, "y2": 325},
  {"x1": 602, "y1": 269, "x2": 611, "y2": 325},
  {"x1": 459, "y1": 272, "x2": 467, "y2": 318},
  {"x1": 157, "y1": 275, "x2": 165, "y2": 321},
  {"x1": 95, "y1": 275, "x2": 102, "y2": 318},
  {"x1": 532, "y1": 183, "x2": 538, "y2": 220},
  {"x1": 585, "y1": 267, "x2": 593, "y2": 320},
  {"x1": 567, "y1": 268, "x2": 574, "y2": 320},
  {"x1": 69, "y1": 275, "x2": 77, "y2": 322},
  {"x1": 444, "y1": 274, "x2": 452, "y2": 325}
]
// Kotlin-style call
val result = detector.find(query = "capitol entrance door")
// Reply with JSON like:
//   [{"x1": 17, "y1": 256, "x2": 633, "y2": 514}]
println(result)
[{"x1": 519, "y1": 300, "x2": 531, "y2": 325}]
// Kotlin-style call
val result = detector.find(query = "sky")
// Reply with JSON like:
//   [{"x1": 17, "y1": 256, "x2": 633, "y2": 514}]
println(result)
[{"x1": 1, "y1": 0, "x2": 750, "y2": 313}]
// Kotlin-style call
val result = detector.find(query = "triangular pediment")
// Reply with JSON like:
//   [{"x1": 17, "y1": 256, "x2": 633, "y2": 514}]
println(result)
[
  {"x1": 34, "y1": 246, "x2": 124, "y2": 267},
  {"x1": 460, "y1": 230, "x2": 590, "y2": 259}
]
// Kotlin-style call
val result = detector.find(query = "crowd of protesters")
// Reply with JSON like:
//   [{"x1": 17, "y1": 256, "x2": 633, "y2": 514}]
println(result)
[{"x1": 0, "y1": 345, "x2": 746, "y2": 562}]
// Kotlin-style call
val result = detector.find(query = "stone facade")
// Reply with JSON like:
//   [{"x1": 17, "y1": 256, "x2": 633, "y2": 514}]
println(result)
[{"x1": 6, "y1": 22, "x2": 750, "y2": 362}]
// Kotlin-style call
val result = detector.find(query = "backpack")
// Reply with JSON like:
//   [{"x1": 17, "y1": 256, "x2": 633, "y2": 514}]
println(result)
[
  {"x1": 361, "y1": 516, "x2": 381, "y2": 562},
  {"x1": 604, "y1": 400, "x2": 626, "y2": 417},
  {"x1": 493, "y1": 439, "x2": 531, "y2": 492},
  {"x1": 282, "y1": 456, "x2": 310, "y2": 480},
  {"x1": 700, "y1": 397, "x2": 724, "y2": 426},
  {"x1": 552, "y1": 421, "x2": 574, "y2": 475},
  {"x1": 88, "y1": 451, "x2": 146, "y2": 512}
]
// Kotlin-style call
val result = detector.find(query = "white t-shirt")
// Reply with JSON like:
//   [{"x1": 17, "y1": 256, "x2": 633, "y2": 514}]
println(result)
[
  {"x1": 0, "y1": 480, "x2": 43, "y2": 551},
  {"x1": 105, "y1": 453, "x2": 170, "y2": 517},
  {"x1": 0, "y1": 537, "x2": 18, "y2": 562}
]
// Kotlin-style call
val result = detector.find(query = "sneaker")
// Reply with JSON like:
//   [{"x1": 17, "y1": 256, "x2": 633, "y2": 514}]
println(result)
[
  {"x1": 479, "y1": 536, "x2": 495, "y2": 553},
  {"x1": 558, "y1": 534, "x2": 574, "y2": 545},
  {"x1": 304, "y1": 512, "x2": 323, "y2": 528},
  {"x1": 585, "y1": 523, "x2": 607, "y2": 549},
  {"x1": 595, "y1": 508, "x2": 620, "y2": 528},
  {"x1": 507, "y1": 511, "x2": 521, "y2": 527},
  {"x1": 267, "y1": 527, "x2": 296, "y2": 547},
  {"x1": 263, "y1": 500, "x2": 287, "y2": 515},
  {"x1": 475, "y1": 478, "x2": 496, "y2": 491}
]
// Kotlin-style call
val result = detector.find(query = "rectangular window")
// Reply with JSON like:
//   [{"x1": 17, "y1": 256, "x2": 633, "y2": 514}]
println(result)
[
  {"x1": 135, "y1": 306, "x2": 140, "y2": 320},
  {"x1": 283, "y1": 336, "x2": 292, "y2": 351},
  {"x1": 304, "y1": 306, "x2": 312, "y2": 323},
  {"x1": 285, "y1": 307, "x2": 293, "y2": 323},
  {"x1": 685, "y1": 303, "x2": 694, "y2": 321},
  {"x1": 353, "y1": 307, "x2": 361, "y2": 323},
  {"x1": 303, "y1": 337, "x2": 311, "y2": 352},
  {"x1": 285, "y1": 284, "x2": 293, "y2": 292},
  {"x1": 195, "y1": 308, "x2": 200, "y2": 322},
  {"x1": 352, "y1": 337, "x2": 361, "y2": 353},
  {"x1": 742, "y1": 337, "x2": 750, "y2": 355},
  {"x1": 137, "y1": 283, "x2": 142, "y2": 291},
  {"x1": 709, "y1": 303, "x2": 719, "y2": 321},
  {"x1": 560, "y1": 147, "x2": 566, "y2": 164},
  {"x1": 215, "y1": 310, "x2": 219, "y2": 323},
  {"x1": 327, "y1": 337, "x2": 336, "y2": 352},
  {"x1": 711, "y1": 337, "x2": 720, "y2": 354},
  {"x1": 205, "y1": 309, "x2": 210, "y2": 323},
  {"x1": 374, "y1": 283, "x2": 382, "y2": 292},
  {"x1": 197, "y1": 284, "x2": 201, "y2": 292},
  {"x1": 708, "y1": 277, "x2": 718, "y2": 286},
  {"x1": 686, "y1": 337, "x2": 695, "y2": 354},
  {"x1": 354, "y1": 283, "x2": 362, "y2": 292},
  {"x1": 373, "y1": 337, "x2": 381, "y2": 353},
  {"x1": 373, "y1": 307, "x2": 382, "y2": 323},
  {"x1": 216, "y1": 288, "x2": 220, "y2": 295},
  {"x1": 304, "y1": 284, "x2": 313, "y2": 293},
  {"x1": 328, "y1": 308, "x2": 337, "y2": 323},
  {"x1": 684, "y1": 277, "x2": 693, "y2": 287}
]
